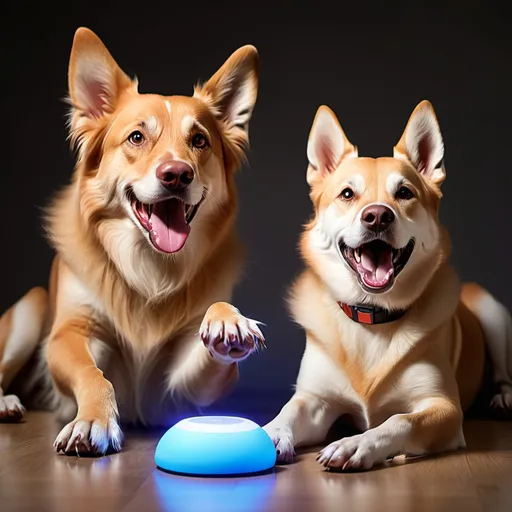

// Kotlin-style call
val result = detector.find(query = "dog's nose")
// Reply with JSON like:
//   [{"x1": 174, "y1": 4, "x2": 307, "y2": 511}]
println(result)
[
  {"x1": 361, "y1": 204, "x2": 395, "y2": 232},
  {"x1": 156, "y1": 161, "x2": 194, "y2": 190}
]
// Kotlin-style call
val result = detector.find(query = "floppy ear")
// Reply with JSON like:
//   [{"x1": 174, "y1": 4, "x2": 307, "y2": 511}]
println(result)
[
  {"x1": 68, "y1": 27, "x2": 134, "y2": 121},
  {"x1": 394, "y1": 100, "x2": 445, "y2": 185},
  {"x1": 306, "y1": 106, "x2": 357, "y2": 186},
  {"x1": 193, "y1": 45, "x2": 258, "y2": 146}
]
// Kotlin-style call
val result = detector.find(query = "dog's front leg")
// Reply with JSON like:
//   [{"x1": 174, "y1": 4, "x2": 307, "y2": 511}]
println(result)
[
  {"x1": 317, "y1": 396, "x2": 464, "y2": 471},
  {"x1": 168, "y1": 302, "x2": 264, "y2": 406},
  {"x1": 264, "y1": 336, "x2": 345, "y2": 463},
  {"x1": 264, "y1": 392, "x2": 341, "y2": 463},
  {"x1": 47, "y1": 312, "x2": 122, "y2": 456}
]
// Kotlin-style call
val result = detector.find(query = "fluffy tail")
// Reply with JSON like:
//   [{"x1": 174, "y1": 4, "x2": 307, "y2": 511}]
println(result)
[{"x1": 462, "y1": 283, "x2": 512, "y2": 413}]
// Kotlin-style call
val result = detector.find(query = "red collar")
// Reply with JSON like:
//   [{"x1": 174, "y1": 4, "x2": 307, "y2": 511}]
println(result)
[{"x1": 338, "y1": 302, "x2": 406, "y2": 325}]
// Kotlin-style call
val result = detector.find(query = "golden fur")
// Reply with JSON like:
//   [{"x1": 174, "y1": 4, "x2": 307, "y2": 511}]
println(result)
[
  {"x1": 264, "y1": 101, "x2": 512, "y2": 470},
  {"x1": 0, "y1": 28, "x2": 264, "y2": 455}
]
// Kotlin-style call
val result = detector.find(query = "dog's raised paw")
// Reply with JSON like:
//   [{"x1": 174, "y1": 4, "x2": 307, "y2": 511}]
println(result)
[
  {"x1": 200, "y1": 302, "x2": 265, "y2": 364},
  {"x1": 0, "y1": 394, "x2": 26, "y2": 422},
  {"x1": 54, "y1": 416, "x2": 123, "y2": 456}
]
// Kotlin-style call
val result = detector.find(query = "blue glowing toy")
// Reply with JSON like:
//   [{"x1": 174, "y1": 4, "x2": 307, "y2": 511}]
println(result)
[{"x1": 154, "y1": 416, "x2": 276, "y2": 476}]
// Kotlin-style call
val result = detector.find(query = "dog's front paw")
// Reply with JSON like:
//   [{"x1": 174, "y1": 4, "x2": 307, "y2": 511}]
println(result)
[
  {"x1": 200, "y1": 302, "x2": 265, "y2": 364},
  {"x1": 54, "y1": 415, "x2": 123, "y2": 457},
  {"x1": 0, "y1": 394, "x2": 26, "y2": 422},
  {"x1": 317, "y1": 432, "x2": 389, "y2": 471},
  {"x1": 490, "y1": 385, "x2": 512, "y2": 417},
  {"x1": 263, "y1": 424, "x2": 296, "y2": 464}
]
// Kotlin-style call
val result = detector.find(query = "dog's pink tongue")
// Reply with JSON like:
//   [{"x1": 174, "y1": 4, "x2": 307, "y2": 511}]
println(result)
[
  {"x1": 149, "y1": 199, "x2": 190, "y2": 253},
  {"x1": 360, "y1": 246, "x2": 393, "y2": 288}
]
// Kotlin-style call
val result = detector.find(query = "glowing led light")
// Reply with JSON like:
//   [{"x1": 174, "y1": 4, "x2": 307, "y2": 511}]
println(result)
[{"x1": 154, "y1": 416, "x2": 277, "y2": 476}]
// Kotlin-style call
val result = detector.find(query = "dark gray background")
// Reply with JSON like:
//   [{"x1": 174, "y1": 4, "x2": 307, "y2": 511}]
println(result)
[{"x1": 2, "y1": 2, "x2": 511, "y2": 420}]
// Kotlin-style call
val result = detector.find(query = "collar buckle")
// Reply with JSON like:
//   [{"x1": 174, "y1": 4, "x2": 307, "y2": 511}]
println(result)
[{"x1": 338, "y1": 302, "x2": 406, "y2": 325}]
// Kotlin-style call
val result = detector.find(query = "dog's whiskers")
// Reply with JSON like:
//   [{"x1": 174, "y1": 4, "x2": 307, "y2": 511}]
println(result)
[{"x1": 204, "y1": 188, "x2": 228, "y2": 215}]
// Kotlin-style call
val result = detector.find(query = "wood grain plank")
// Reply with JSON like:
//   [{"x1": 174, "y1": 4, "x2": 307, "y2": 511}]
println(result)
[{"x1": 1, "y1": 413, "x2": 511, "y2": 512}]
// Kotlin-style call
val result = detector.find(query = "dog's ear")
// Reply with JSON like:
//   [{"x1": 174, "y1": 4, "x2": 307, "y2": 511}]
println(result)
[
  {"x1": 193, "y1": 45, "x2": 258, "y2": 153},
  {"x1": 68, "y1": 27, "x2": 134, "y2": 120},
  {"x1": 306, "y1": 106, "x2": 357, "y2": 187},
  {"x1": 394, "y1": 100, "x2": 445, "y2": 185}
]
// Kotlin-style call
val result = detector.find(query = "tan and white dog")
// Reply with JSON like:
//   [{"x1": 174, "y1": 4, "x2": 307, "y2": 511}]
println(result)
[
  {"x1": 0, "y1": 27, "x2": 265, "y2": 455},
  {"x1": 264, "y1": 101, "x2": 512, "y2": 470}
]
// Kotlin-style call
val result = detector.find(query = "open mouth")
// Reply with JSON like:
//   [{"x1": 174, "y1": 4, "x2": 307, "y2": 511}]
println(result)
[
  {"x1": 339, "y1": 238, "x2": 415, "y2": 293},
  {"x1": 130, "y1": 195, "x2": 203, "y2": 254}
]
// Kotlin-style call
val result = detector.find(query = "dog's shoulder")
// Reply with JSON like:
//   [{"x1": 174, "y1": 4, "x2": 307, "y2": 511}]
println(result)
[{"x1": 287, "y1": 269, "x2": 345, "y2": 348}]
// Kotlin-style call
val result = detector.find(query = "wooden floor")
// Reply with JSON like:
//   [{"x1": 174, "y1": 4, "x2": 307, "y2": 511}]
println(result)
[{"x1": 1, "y1": 412, "x2": 512, "y2": 512}]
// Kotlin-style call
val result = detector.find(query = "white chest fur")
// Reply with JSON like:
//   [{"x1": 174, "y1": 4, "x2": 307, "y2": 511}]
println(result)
[{"x1": 296, "y1": 310, "x2": 452, "y2": 432}]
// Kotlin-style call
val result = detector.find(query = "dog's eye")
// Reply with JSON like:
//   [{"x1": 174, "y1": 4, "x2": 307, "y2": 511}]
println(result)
[
  {"x1": 192, "y1": 133, "x2": 208, "y2": 149},
  {"x1": 128, "y1": 131, "x2": 145, "y2": 146},
  {"x1": 396, "y1": 186, "x2": 414, "y2": 200},
  {"x1": 340, "y1": 188, "x2": 354, "y2": 201}
]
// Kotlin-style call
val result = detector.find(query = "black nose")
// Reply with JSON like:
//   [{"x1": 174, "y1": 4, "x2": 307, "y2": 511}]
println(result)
[
  {"x1": 361, "y1": 204, "x2": 395, "y2": 232},
  {"x1": 156, "y1": 161, "x2": 194, "y2": 190}
]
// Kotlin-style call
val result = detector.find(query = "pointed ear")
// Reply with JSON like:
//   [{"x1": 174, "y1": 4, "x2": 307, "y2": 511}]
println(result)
[
  {"x1": 68, "y1": 27, "x2": 135, "y2": 120},
  {"x1": 306, "y1": 106, "x2": 357, "y2": 186},
  {"x1": 394, "y1": 100, "x2": 445, "y2": 184},
  {"x1": 193, "y1": 45, "x2": 258, "y2": 143}
]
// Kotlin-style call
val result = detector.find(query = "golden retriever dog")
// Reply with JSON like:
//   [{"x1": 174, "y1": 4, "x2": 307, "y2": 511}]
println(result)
[
  {"x1": 264, "y1": 101, "x2": 512, "y2": 470},
  {"x1": 0, "y1": 27, "x2": 265, "y2": 456}
]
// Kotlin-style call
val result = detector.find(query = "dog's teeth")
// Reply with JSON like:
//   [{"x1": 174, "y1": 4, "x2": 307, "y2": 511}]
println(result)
[{"x1": 354, "y1": 248, "x2": 361, "y2": 263}]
